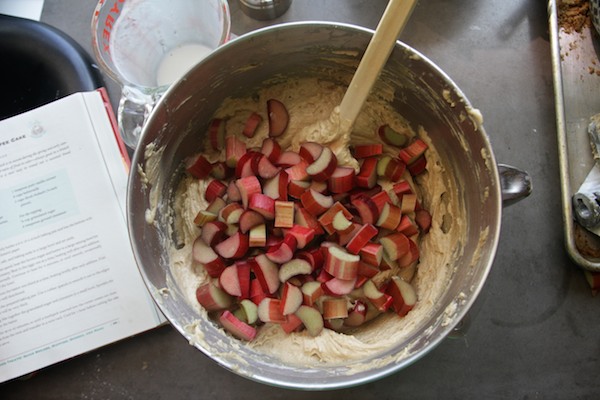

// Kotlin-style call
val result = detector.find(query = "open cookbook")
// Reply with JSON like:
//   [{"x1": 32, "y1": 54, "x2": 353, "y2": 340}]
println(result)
[{"x1": 0, "y1": 89, "x2": 165, "y2": 383}]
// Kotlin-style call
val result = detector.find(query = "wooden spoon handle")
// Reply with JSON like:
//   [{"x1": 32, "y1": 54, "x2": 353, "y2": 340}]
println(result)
[{"x1": 338, "y1": 0, "x2": 418, "y2": 132}]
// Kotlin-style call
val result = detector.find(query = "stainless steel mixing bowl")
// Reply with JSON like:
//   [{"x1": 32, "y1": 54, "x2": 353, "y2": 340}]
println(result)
[{"x1": 127, "y1": 22, "x2": 530, "y2": 390}]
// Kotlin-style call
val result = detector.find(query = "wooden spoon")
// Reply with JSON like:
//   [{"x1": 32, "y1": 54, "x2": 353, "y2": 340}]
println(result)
[{"x1": 338, "y1": 0, "x2": 418, "y2": 134}]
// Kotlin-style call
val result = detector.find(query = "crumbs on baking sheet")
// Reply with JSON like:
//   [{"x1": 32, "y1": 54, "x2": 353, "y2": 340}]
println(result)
[{"x1": 558, "y1": 0, "x2": 591, "y2": 34}]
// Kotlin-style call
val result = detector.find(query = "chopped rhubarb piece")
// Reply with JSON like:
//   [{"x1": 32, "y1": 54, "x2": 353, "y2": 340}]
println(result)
[
  {"x1": 261, "y1": 137, "x2": 282, "y2": 163},
  {"x1": 398, "y1": 138, "x2": 428, "y2": 164},
  {"x1": 206, "y1": 197, "x2": 226, "y2": 215},
  {"x1": 407, "y1": 154, "x2": 427, "y2": 176},
  {"x1": 360, "y1": 242, "x2": 383, "y2": 267},
  {"x1": 350, "y1": 195, "x2": 380, "y2": 225},
  {"x1": 345, "y1": 223, "x2": 378, "y2": 255},
  {"x1": 286, "y1": 225, "x2": 315, "y2": 249},
  {"x1": 322, "y1": 298, "x2": 349, "y2": 320},
  {"x1": 257, "y1": 155, "x2": 281, "y2": 179},
  {"x1": 248, "y1": 224, "x2": 267, "y2": 247},
  {"x1": 344, "y1": 300, "x2": 368, "y2": 327},
  {"x1": 398, "y1": 238, "x2": 420, "y2": 267},
  {"x1": 318, "y1": 202, "x2": 353, "y2": 235},
  {"x1": 192, "y1": 237, "x2": 227, "y2": 277},
  {"x1": 275, "y1": 201, "x2": 295, "y2": 228},
  {"x1": 356, "y1": 157, "x2": 379, "y2": 189},
  {"x1": 309, "y1": 180, "x2": 328, "y2": 194},
  {"x1": 332, "y1": 211, "x2": 354, "y2": 234},
  {"x1": 300, "y1": 189, "x2": 334, "y2": 216},
  {"x1": 337, "y1": 223, "x2": 361, "y2": 246},
  {"x1": 286, "y1": 159, "x2": 310, "y2": 181},
  {"x1": 324, "y1": 245, "x2": 360, "y2": 280},
  {"x1": 257, "y1": 297, "x2": 287, "y2": 323},
  {"x1": 400, "y1": 193, "x2": 418, "y2": 214},
  {"x1": 186, "y1": 154, "x2": 212, "y2": 179},
  {"x1": 378, "y1": 124, "x2": 409, "y2": 147},
  {"x1": 397, "y1": 214, "x2": 419, "y2": 236},
  {"x1": 376, "y1": 202, "x2": 402, "y2": 230},
  {"x1": 280, "y1": 313, "x2": 304, "y2": 333},
  {"x1": 384, "y1": 157, "x2": 407, "y2": 182},
  {"x1": 200, "y1": 220, "x2": 227, "y2": 247},
  {"x1": 278, "y1": 258, "x2": 312, "y2": 282},
  {"x1": 235, "y1": 260, "x2": 252, "y2": 299},
  {"x1": 353, "y1": 143, "x2": 383, "y2": 158},
  {"x1": 225, "y1": 135, "x2": 247, "y2": 168},
  {"x1": 386, "y1": 276, "x2": 417, "y2": 317},
  {"x1": 220, "y1": 310, "x2": 257, "y2": 341},
  {"x1": 328, "y1": 166, "x2": 356, "y2": 194},
  {"x1": 276, "y1": 150, "x2": 302, "y2": 167},
  {"x1": 263, "y1": 170, "x2": 288, "y2": 201},
  {"x1": 239, "y1": 298, "x2": 259, "y2": 324},
  {"x1": 379, "y1": 232, "x2": 410, "y2": 261},
  {"x1": 239, "y1": 210, "x2": 265, "y2": 234},
  {"x1": 249, "y1": 193, "x2": 276, "y2": 220},
  {"x1": 392, "y1": 180, "x2": 413, "y2": 196},
  {"x1": 210, "y1": 161, "x2": 233, "y2": 180},
  {"x1": 215, "y1": 232, "x2": 249, "y2": 259},
  {"x1": 295, "y1": 205, "x2": 325, "y2": 235},
  {"x1": 252, "y1": 254, "x2": 280, "y2": 294},
  {"x1": 208, "y1": 118, "x2": 226, "y2": 150},
  {"x1": 301, "y1": 281, "x2": 324, "y2": 306},
  {"x1": 299, "y1": 142, "x2": 324, "y2": 163},
  {"x1": 363, "y1": 279, "x2": 393, "y2": 311},
  {"x1": 235, "y1": 150, "x2": 260, "y2": 178},
  {"x1": 267, "y1": 99, "x2": 289, "y2": 137},
  {"x1": 371, "y1": 190, "x2": 393, "y2": 213},
  {"x1": 205, "y1": 179, "x2": 227, "y2": 203},
  {"x1": 322, "y1": 276, "x2": 357, "y2": 296},
  {"x1": 296, "y1": 247, "x2": 324, "y2": 270},
  {"x1": 294, "y1": 305, "x2": 324, "y2": 336},
  {"x1": 280, "y1": 282, "x2": 303, "y2": 315},
  {"x1": 306, "y1": 146, "x2": 337, "y2": 182},
  {"x1": 250, "y1": 278, "x2": 268, "y2": 305},
  {"x1": 236, "y1": 175, "x2": 262, "y2": 208},
  {"x1": 242, "y1": 112, "x2": 263, "y2": 138},
  {"x1": 227, "y1": 181, "x2": 242, "y2": 203},
  {"x1": 266, "y1": 234, "x2": 297, "y2": 264},
  {"x1": 288, "y1": 180, "x2": 311, "y2": 199},
  {"x1": 414, "y1": 209, "x2": 432, "y2": 233},
  {"x1": 219, "y1": 264, "x2": 242, "y2": 296},
  {"x1": 219, "y1": 202, "x2": 244, "y2": 224},
  {"x1": 196, "y1": 282, "x2": 233, "y2": 311},
  {"x1": 357, "y1": 261, "x2": 380, "y2": 278},
  {"x1": 193, "y1": 210, "x2": 217, "y2": 226},
  {"x1": 380, "y1": 252, "x2": 397, "y2": 271}
]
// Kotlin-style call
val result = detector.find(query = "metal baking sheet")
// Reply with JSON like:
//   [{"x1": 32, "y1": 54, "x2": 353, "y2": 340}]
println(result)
[{"x1": 549, "y1": 0, "x2": 600, "y2": 271}]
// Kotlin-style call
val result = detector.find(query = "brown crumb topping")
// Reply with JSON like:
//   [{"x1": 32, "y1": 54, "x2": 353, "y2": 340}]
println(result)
[{"x1": 558, "y1": 0, "x2": 591, "y2": 34}]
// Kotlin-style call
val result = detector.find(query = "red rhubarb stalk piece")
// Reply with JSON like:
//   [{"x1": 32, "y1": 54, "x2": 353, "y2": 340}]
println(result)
[
  {"x1": 399, "y1": 138, "x2": 428, "y2": 165},
  {"x1": 236, "y1": 175, "x2": 262, "y2": 208},
  {"x1": 261, "y1": 137, "x2": 282, "y2": 163},
  {"x1": 205, "y1": 179, "x2": 227, "y2": 203},
  {"x1": 328, "y1": 166, "x2": 356, "y2": 194},
  {"x1": 242, "y1": 112, "x2": 262, "y2": 138},
  {"x1": 345, "y1": 223, "x2": 378, "y2": 255},
  {"x1": 356, "y1": 157, "x2": 379, "y2": 189},
  {"x1": 267, "y1": 99, "x2": 289, "y2": 137},
  {"x1": 323, "y1": 245, "x2": 360, "y2": 280},
  {"x1": 186, "y1": 154, "x2": 212, "y2": 179},
  {"x1": 208, "y1": 118, "x2": 226, "y2": 150},
  {"x1": 214, "y1": 232, "x2": 249, "y2": 259},
  {"x1": 196, "y1": 282, "x2": 233, "y2": 311},
  {"x1": 353, "y1": 143, "x2": 383, "y2": 158},
  {"x1": 306, "y1": 146, "x2": 337, "y2": 182},
  {"x1": 226, "y1": 135, "x2": 247, "y2": 168},
  {"x1": 219, "y1": 310, "x2": 257, "y2": 341},
  {"x1": 299, "y1": 142, "x2": 324, "y2": 163}
]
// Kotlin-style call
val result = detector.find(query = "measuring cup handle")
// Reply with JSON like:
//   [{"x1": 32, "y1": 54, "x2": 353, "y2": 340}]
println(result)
[
  {"x1": 117, "y1": 86, "x2": 157, "y2": 149},
  {"x1": 498, "y1": 164, "x2": 532, "y2": 207}
]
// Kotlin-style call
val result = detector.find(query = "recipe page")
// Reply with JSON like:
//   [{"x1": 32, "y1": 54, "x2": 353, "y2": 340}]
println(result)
[{"x1": 0, "y1": 92, "x2": 164, "y2": 382}]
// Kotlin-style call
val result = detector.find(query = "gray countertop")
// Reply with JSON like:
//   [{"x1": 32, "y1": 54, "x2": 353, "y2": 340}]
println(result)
[{"x1": 4, "y1": 0, "x2": 599, "y2": 398}]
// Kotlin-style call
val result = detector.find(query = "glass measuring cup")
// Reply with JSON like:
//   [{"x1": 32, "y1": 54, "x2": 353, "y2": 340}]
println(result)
[{"x1": 91, "y1": 0, "x2": 230, "y2": 148}]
